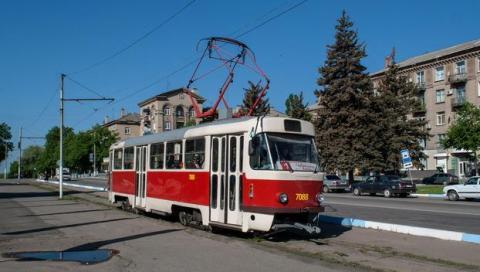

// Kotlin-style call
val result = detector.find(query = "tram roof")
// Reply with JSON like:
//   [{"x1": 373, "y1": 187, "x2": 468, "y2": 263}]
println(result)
[{"x1": 115, "y1": 116, "x2": 314, "y2": 148}]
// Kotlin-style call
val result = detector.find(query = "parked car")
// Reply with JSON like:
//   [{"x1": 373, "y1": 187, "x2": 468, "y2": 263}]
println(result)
[
  {"x1": 352, "y1": 175, "x2": 416, "y2": 198},
  {"x1": 323, "y1": 174, "x2": 348, "y2": 193},
  {"x1": 54, "y1": 168, "x2": 71, "y2": 181},
  {"x1": 422, "y1": 173, "x2": 459, "y2": 185},
  {"x1": 443, "y1": 176, "x2": 480, "y2": 201}
]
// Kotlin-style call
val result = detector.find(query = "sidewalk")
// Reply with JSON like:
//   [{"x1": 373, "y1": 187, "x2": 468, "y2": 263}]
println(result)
[{"x1": 11, "y1": 180, "x2": 480, "y2": 271}]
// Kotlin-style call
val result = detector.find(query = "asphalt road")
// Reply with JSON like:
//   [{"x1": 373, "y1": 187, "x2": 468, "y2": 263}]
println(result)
[
  {"x1": 63, "y1": 177, "x2": 480, "y2": 234},
  {"x1": 323, "y1": 192, "x2": 480, "y2": 234}
]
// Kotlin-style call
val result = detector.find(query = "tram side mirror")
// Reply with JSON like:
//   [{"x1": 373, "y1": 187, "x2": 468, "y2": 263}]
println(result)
[{"x1": 249, "y1": 137, "x2": 259, "y2": 156}]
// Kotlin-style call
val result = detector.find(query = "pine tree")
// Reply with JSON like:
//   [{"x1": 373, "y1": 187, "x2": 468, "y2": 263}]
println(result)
[
  {"x1": 241, "y1": 81, "x2": 270, "y2": 116},
  {"x1": 374, "y1": 61, "x2": 430, "y2": 172},
  {"x1": 285, "y1": 92, "x2": 312, "y2": 121},
  {"x1": 315, "y1": 11, "x2": 383, "y2": 178}
]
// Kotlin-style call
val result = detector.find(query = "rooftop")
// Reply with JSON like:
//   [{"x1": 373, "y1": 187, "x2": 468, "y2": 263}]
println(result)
[
  {"x1": 137, "y1": 87, "x2": 206, "y2": 107},
  {"x1": 371, "y1": 39, "x2": 480, "y2": 76},
  {"x1": 103, "y1": 113, "x2": 141, "y2": 127}
]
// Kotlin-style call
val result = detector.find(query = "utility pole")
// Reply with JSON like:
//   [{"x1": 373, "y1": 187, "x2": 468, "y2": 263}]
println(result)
[
  {"x1": 59, "y1": 73, "x2": 113, "y2": 199},
  {"x1": 59, "y1": 73, "x2": 65, "y2": 199},
  {"x1": 18, "y1": 127, "x2": 22, "y2": 180},
  {"x1": 93, "y1": 131, "x2": 96, "y2": 176}
]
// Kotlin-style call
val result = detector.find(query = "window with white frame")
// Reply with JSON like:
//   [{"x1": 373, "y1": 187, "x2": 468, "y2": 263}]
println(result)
[
  {"x1": 478, "y1": 81, "x2": 480, "y2": 96},
  {"x1": 435, "y1": 89, "x2": 445, "y2": 103},
  {"x1": 179, "y1": 93, "x2": 184, "y2": 100},
  {"x1": 435, "y1": 66, "x2": 444, "y2": 81},
  {"x1": 416, "y1": 71, "x2": 425, "y2": 83},
  {"x1": 163, "y1": 106, "x2": 171, "y2": 116},
  {"x1": 164, "y1": 121, "x2": 171, "y2": 131},
  {"x1": 124, "y1": 127, "x2": 130, "y2": 135},
  {"x1": 436, "y1": 112, "x2": 446, "y2": 126},
  {"x1": 456, "y1": 60, "x2": 466, "y2": 75}
]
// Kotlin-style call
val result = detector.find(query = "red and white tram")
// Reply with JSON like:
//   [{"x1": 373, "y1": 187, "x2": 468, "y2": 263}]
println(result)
[{"x1": 108, "y1": 116, "x2": 325, "y2": 234}]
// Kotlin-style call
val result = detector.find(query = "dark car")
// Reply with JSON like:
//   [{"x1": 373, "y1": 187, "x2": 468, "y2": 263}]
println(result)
[
  {"x1": 352, "y1": 175, "x2": 416, "y2": 198},
  {"x1": 422, "y1": 173, "x2": 459, "y2": 185}
]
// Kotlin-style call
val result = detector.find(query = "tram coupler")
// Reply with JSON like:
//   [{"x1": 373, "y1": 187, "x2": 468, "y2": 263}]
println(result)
[{"x1": 270, "y1": 222, "x2": 321, "y2": 236}]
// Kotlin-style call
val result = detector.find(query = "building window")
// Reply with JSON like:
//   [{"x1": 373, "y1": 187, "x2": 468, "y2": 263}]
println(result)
[
  {"x1": 478, "y1": 81, "x2": 480, "y2": 97},
  {"x1": 437, "y1": 134, "x2": 446, "y2": 148},
  {"x1": 416, "y1": 71, "x2": 425, "y2": 83},
  {"x1": 123, "y1": 147, "x2": 134, "y2": 170},
  {"x1": 163, "y1": 106, "x2": 171, "y2": 116},
  {"x1": 455, "y1": 85, "x2": 466, "y2": 102},
  {"x1": 435, "y1": 89, "x2": 445, "y2": 103},
  {"x1": 124, "y1": 127, "x2": 130, "y2": 135},
  {"x1": 189, "y1": 107, "x2": 195, "y2": 118},
  {"x1": 175, "y1": 105, "x2": 184, "y2": 117},
  {"x1": 166, "y1": 141, "x2": 183, "y2": 169},
  {"x1": 164, "y1": 121, "x2": 171, "y2": 131},
  {"x1": 179, "y1": 93, "x2": 184, "y2": 100},
  {"x1": 436, "y1": 112, "x2": 446, "y2": 126},
  {"x1": 185, "y1": 138, "x2": 205, "y2": 169},
  {"x1": 435, "y1": 66, "x2": 444, "y2": 81},
  {"x1": 456, "y1": 60, "x2": 466, "y2": 75},
  {"x1": 150, "y1": 143, "x2": 164, "y2": 169}
]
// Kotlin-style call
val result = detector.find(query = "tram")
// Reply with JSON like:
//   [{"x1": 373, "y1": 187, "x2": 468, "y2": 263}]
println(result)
[{"x1": 108, "y1": 116, "x2": 325, "y2": 234}]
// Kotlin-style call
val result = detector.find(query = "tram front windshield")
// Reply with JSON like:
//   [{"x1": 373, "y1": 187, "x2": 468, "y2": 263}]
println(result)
[{"x1": 249, "y1": 133, "x2": 320, "y2": 172}]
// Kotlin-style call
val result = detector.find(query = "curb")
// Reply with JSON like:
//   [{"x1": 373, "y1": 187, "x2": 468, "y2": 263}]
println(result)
[
  {"x1": 318, "y1": 215, "x2": 480, "y2": 245},
  {"x1": 35, "y1": 179, "x2": 106, "y2": 192},
  {"x1": 411, "y1": 193, "x2": 445, "y2": 198}
]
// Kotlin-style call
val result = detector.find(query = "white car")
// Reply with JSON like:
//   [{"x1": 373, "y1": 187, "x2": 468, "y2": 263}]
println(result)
[{"x1": 443, "y1": 176, "x2": 480, "y2": 201}]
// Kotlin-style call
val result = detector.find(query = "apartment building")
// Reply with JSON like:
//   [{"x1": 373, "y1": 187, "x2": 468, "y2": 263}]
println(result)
[
  {"x1": 371, "y1": 39, "x2": 480, "y2": 177},
  {"x1": 137, "y1": 88, "x2": 205, "y2": 135},
  {"x1": 103, "y1": 109, "x2": 141, "y2": 141}
]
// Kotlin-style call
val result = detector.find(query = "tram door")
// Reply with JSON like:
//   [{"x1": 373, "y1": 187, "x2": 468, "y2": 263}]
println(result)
[
  {"x1": 210, "y1": 135, "x2": 242, "y2": 225},
  {"x1": 135, "y1": 146, "x2": 147, "y2": 208}
]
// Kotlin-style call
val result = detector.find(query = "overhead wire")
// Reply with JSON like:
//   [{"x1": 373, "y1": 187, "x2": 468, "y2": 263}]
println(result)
[
  {"x1": 68, "y1": 0, "x2": 196, "y2": 75},
  {"x1": 71, "y1": 0, "x2": 309, "y2": 129}
]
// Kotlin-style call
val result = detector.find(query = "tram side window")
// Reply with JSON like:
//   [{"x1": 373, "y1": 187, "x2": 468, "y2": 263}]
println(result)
[
  {"x1": 123, "y1": 147, "x2": 134, "y2": 170},
  {"x1": 150, "y1": 143, "x2": 164, "y2": 169},
  {"x1": 185, "y1": 138, "x2": 205, "y2": 169},
  {"x1": 249, "y1": 134, "x2": 273, "y2": 170},
  {"x1": 113, "y1": 149, "x2": 123, "y2": 170},
  {"x1": 166, "y1": 141, "x2": 183, "y2": 169}
]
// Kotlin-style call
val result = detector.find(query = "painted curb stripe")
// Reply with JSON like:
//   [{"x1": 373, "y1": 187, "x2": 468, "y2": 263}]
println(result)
[
  {"x1": 411, "y1": 193, "x2": 445, "y2": 198},
  {"x1": 35, "y1": 179, "x2": 106, "y2": 191},
  {"x1": 318, "y1": 215, "x2": 479, "y2": 245}
]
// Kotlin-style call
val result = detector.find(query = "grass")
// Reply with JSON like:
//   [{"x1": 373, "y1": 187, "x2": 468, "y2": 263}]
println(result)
[{"x1": 415, "y1": 185, "x2": 444, "y2": 194}]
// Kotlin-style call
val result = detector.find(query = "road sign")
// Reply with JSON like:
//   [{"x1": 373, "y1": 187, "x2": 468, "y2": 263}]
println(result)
[
  {"x1": 89, "y1": 153, "x2": 94, "y2": 162},
  {"x1": 401, "y1": 149, "x2": 413, "y2": 168}
]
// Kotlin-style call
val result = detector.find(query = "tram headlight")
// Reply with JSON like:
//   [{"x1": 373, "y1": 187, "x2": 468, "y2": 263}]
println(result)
[
  {"x1": 278, "y1": 193, "x2": 288, "y2": 204},
  {"x1": 316, "y1": 193, "x2": 324, "y2": 203}
]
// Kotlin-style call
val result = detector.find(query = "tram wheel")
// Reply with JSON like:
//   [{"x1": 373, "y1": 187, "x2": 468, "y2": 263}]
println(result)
[{"x1": 178, "y1": 211, "x2": 192, "y2": 226}]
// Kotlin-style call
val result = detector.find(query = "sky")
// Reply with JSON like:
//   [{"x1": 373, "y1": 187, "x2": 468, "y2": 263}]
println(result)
[{"x1": 1, "y1": 0, "x2": 479, "y2": 170}]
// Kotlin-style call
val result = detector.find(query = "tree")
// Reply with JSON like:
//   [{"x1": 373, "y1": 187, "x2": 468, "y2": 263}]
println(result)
[
  {"x1": 37, "y1": 126, "x2": 74, "y2": 177},
  {"x1": 285, "y1": 92, "x2": 312, "y2": 121},
  {"x1": 373, "y1": 61, "x2": 429, "y2": 172},
  {"x1": 241, "y1": 81, "x2": 270, "y2": 116},
  {"x1": 90, "y1": 125, "x2": 118, "y2": 172},
  {"x1": 8, "y1": 161, "x2": 18, "y2": 178},
  {"x1": 21, "y1": 145, "x2": 44, "y2": 178},
  {"x1": 442, "y1": 103, "x2": 480, "y2": 175},
  {"x1": 0, "y1": 122, "x2": 14, "y2": 163},
  {"x1": 315, "y1": 11, "x2": 382, "y2": 180}
]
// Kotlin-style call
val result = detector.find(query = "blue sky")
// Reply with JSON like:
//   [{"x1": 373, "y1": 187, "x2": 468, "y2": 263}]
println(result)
[{"x1": 1, "y1": 0, "x2": 479, "y2": 168}]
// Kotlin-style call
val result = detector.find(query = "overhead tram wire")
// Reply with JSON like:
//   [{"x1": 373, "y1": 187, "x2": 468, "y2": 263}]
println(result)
[
  {"x1": 65, "y1": 75, "x2": 110, "y2": 99},
  {"x1": 71, "y1": 0, "x2": 309, "y2": 129},
  {"x1": 68, "y1": 0, "x2": 196, "y2": 76},
  {"x1": 28, "y1": 88, "x2": 57, "y2": 129}
]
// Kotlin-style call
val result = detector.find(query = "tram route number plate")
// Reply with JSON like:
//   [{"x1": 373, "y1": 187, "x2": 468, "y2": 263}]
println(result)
[{"x1": 295, "y1": 193, "x2": 309, "y2": 201}]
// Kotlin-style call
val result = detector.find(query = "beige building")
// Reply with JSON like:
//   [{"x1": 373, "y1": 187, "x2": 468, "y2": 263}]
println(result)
[
  {"x1": 103, "y1": 109, "x2": 141, "y2": 141},
  {"x1": 138, "y1": 88, "x2": 205, "y2": 135},
  {"x1": 371, "y1": 39, "x2": 480, "y2": 177}
]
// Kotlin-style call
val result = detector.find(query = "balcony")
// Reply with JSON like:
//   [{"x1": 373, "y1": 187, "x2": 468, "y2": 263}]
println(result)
[
  {"x1": 413, "y1": 103, "x2": 426, "y2": 116},
  {"x1": 415, "y1": 82, "x2": 427, "y2": 91},
  {"x1": 451, "y1": 96, "x2": 467, "y2": 111},
  {"x1": 448, "y1": 73, "x2": 467, "y2": 84}
]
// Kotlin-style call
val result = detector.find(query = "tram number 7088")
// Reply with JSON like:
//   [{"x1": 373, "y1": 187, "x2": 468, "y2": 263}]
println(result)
[{"x1": 295, "y1": 193, "x2": 309, "y2": 201}]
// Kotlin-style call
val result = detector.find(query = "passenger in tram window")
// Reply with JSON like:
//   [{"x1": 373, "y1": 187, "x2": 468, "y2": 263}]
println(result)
[
  {"x1": 194, "y1": 153, "x2": 204, "y2": 169},
  {"x1": 167, "y1": 155, "x2": 176, "y2": 169}
]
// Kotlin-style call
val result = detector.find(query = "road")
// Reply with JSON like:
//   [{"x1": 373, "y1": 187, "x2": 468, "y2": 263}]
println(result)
[
  {"x1": 60, "y1": 177, "x2": 480, "y2": 234},
  {"x1": 324, "y1": 193, "x2": 480, "y2": 234}
]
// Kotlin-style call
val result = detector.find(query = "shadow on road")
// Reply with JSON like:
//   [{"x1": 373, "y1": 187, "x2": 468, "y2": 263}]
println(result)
[
  {"x1": 0, "y1": 203, "x2": 80, "y2": 210},
  {"x1": 2, "y1": 217, "x2": 136, "y2": 235},
  {"x1": 65, "y1": 229, "x2": 182, "y2": 251},
  {"x1": 18, "y1": 208, "x2": 112, "y2": 217},
  {"x1": 0, "y1": 190, "x2": 94, "y2": 200}
]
